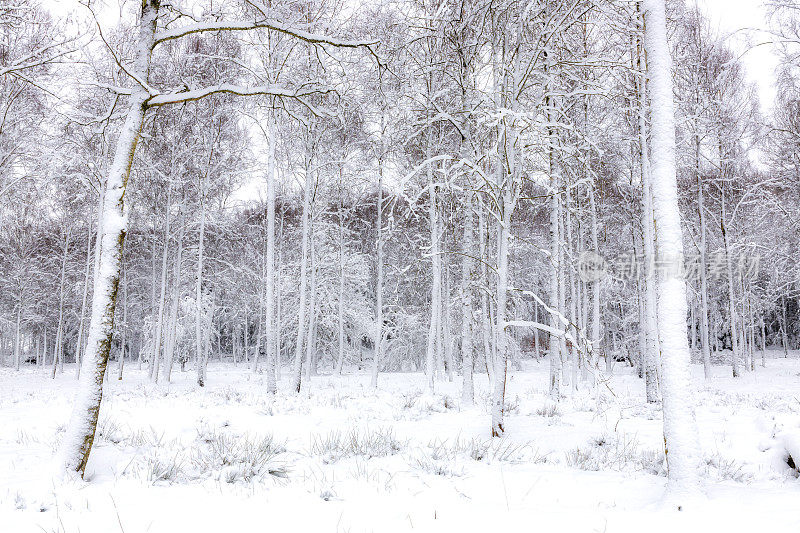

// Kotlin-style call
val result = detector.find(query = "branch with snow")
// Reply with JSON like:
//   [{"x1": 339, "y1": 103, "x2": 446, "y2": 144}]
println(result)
[
  {"x1": 145, "y1": 84, "x2": 332, "y2": 107},
  {"x1": 153, "y1": 19, "x2": 377, "y2": 51}
]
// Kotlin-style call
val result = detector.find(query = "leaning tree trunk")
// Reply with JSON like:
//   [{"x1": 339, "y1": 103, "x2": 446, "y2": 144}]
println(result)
[
  {"x1": 59, "y1": 95, "x2": 150, "y2": 474},
  {"x1": 643, "y1": 0, "x2": 701, "y2": 495},
  {"x1": 58, "y1": 1, "x2": 157, "y2": 476}
]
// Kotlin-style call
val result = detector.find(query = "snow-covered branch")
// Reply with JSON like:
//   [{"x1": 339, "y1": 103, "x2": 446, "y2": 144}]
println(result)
[
  {"x1": 145, "y1": 84, "x2": 331, "y2": 107},
  {"x1": 153, "y1": 19, "x2": 377, "y2": 50}
]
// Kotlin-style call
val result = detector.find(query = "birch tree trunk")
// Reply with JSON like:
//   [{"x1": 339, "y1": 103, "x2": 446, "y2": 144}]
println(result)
[
  {"x1": 263, "y1": 113, "x2": 277, "y2": 394},
  {"x1": 196, "y1": 180, "x2": 207, "y2": 387},
  {"x1": 371, "y1": 112, "x2": 385, "y2": 389},
  {"x1": 589, "y1": 186, "x2": 601, "y2": 379},
  {"x1": 491, "y1": 26, "x2": 519, "y2": 435},
  {"x1": 75, "y1": 217, "x2": 93, "y2": 376},
  {"x1": 461, "y1": 192, "x2": 475, "y2": 406},
  {"x1": 780, "y1": 295, "x2": 790, "y2": 358},
  {"x1": 336, "y1": 188, "x2": 346, "y2": 375},
  {"x1": 14, "y1": 303, "x2": 21, "y2": 371},
  {"x1": 478, "y1": 207, "x2": 494, "y2": 383},
  {"x1": 53, "y1": 229, "x2": 71, "y2": 378},
  {"x1": 633, "y1": 15, "x2": 661, "y2": 402},
  {"x1": 274, "y1": 224, "x2": 283, "y2": 383},
  {"x1": 78, "y1": 185, "x2": 106, "y2": 379},
  {"x1": 162, "y1": 204, "x2": 185, "y2": 383},
  {"x1": 425, "y1": 140, "x2": 440, "y2": 393},
  {"x1": 643, "y1": 0, "x2": 701, "y2": 494},
  {"x1": 695, "y1": 142, "x2": 712, "y2": 379},
  {"x1": 291, "y1": 131, "x2": 313, "y2": 393},
  {"x1": 720, "y1": 181, "x2": 739, "y2": 377},
  {"x1": 547, "y1": 63, "x2": 562, "y2": 400},
  {"x1": 566, "y1": 184, "x2": 578, "y2": 392},
  {"x1": 151, "y1": 184, "x2": 172, "y2": 383},
  {"x1": 118, "y1": 263, "x2": 127, "y2": 380},
  {"x1": 304, "y1": 240, "x2": 318, "y2": 384},
  {"x1": 59, "y1": 2, "x2": 157, "y2": 475}
]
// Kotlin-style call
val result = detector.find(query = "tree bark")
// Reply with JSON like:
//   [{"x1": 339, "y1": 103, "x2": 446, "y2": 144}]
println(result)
[{"x1": 643, "y1": 0, "x2": 701, "y2": 494}]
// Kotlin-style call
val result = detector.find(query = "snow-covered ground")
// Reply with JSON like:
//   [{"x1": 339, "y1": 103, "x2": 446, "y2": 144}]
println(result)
[{"x1": 1, "y1": 353, "x2": 799, "y2": 532}]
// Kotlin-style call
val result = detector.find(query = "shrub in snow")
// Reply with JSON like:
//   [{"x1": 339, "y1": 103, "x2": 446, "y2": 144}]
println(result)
[
  {"x1": 411, "y1": 451, "x2": 465, "y2": 477},
  {"x1": 535, "y1": 402, "x2": 561, "y2": 418},
  {"x1": 423, "y1": 437, "x2": 547, "y2": 465},
  {"x1": 140, "y1": 451, "x2": 185, "y2": 485},
  {"x1": 310, "y1": 427, "x2": 407, "y2": 463},
  {"x1": 564, "y1": 433, "x2": 665, "y2": 475},
  {"x1": 191, "y1": 431, "x2": 287, "y2": 483},
  {"x1": 703, "y1": 452, "x2": 752, "y2": 483}
]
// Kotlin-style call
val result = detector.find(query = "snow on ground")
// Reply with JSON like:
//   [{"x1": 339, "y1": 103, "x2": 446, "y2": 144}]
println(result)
[{"x1": 1, "y1": 352, "x2": 799, "y2": 532}]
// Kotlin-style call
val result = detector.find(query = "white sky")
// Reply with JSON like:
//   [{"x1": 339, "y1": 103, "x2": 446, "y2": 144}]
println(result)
[{"x1": 695, "y1": 0, "x2": 779, "y2": 112}]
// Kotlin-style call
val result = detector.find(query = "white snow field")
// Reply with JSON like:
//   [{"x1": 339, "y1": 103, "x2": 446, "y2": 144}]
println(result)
[{"x1": 1, "y1": 355, "x2": 798, "y2": 532}]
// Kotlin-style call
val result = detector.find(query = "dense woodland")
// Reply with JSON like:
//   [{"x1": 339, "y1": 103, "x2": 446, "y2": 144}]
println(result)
[{"x1": 1, "y1": 0, "x2": 800, "y2": 497}]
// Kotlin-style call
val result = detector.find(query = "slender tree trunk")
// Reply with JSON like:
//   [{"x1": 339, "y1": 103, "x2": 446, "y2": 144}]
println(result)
[
  {"x1": 275, "y1": 233, "x2": 283, "y2": 383},
  {"x1": 634, "y1": 20, "x2": 660, "y2": 403},
  {"x1": 697, "y1": 164, "x2": 712, "y2": 380},
  {"x1": 151, "y1": 184, "x2": 173, "y2": 383},
  {"x1": 265, "y1": 114, "x2": 278, "y2": 394},
  {"x1": 371, "y1": 119, "x2": 385, "y2": 389},
  {"x1": 643, "y1": 0, "x2": 701, "y2": 494},
  {"x1": 566, "y1": 184, "x2": 578, "y2": 393},
  {"x1": 75, "y1": 216, "x2": 93, "y2": 376},
  {"x1": 780, "y1": 295, "x2": 789, "y2": 358},
  {"x1": 746, "y1": 289, "x2": 755, "y2": 372},
  {"x1": 547, "y1": 56, "x2": 562, "y2": 400},
  {"x1": 443, "y1": 262, "x2": 454, "y2": 381},
  {"x1": 291, "y1": 132, "x2": 313, "y2": 393},
  {"x1": 460, "y1": 185, "x2": 475, "y2": 406},
  {"x1": 118, "y1": 264, "x2": 127, "y2": 380},
  {"x1": 304, "y1": 241, "x2": 318, "y2": 384},
  {"x1": 478, "y1": 207, "x2": 494, "y2": 384},
  {"x1": 588, "y1": 186, "x2": 602, "y2": 381},
  {"x1": 491, "y1": 26, "x2": 520, "y2": 435},
  {"x1": 425, "y1": 146, "x2": 440, "y2": 393},
  {"x1": 14, "y1": 303, "x2": 22, "y2": 371},
  {"x1": 162, "y1": 205, "x2": 185, "y2": 383},
  {"x1": 720, "y1": 184, "x2": 739, "y2": 378},
  {"x1": 196, "y1": 183, "x2": 208, "y2": 387},
  {"x1": 336, "y1": 190, "x2": 346, "y2": 375}
]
